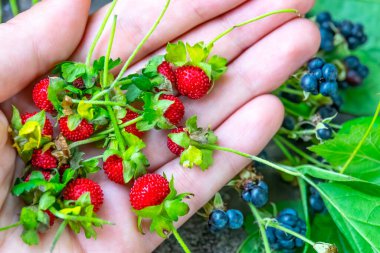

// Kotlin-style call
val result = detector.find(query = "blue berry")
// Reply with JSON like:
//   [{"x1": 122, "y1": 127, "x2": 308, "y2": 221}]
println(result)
[
  {"x1": 339, "y1": 20, "x2": 354, "y2": 36},
  {"x1": 295, "y1": 238, "x2": 305, "y2": 247},
  {"x1": 279, "y1": 208, "x2": 297, "y2": 217},
  {"x1": 308, "y1": 57, "x2": 325, "y2": 71},
  {"x1": 357, "y1": 64, "x2": 369, "y2": 78},
  {"x1": 275, "y1": 226, "x2": 293, "y2": 240},
  {"x1": 344, "y1": 56, "x2": 360, "y2": 69},
  {"x1": 316, "y1": 12, "x2": 332, "y2": 23},
  {"x1": 332, "y1": 94, "x2": 343, "y2": 109},
  {"x1": 317, "y1": 105, "x2": 337, "y2": 119},
  {"x1": 316, "y1": 124, "x2": 333, "y2": 140},
  {"x1": 301, "y1": 74, "x2": 318, "y2": 93},
  {"x1": 319, "y1": 81, "x2": 338, "y2": 96},
  {"x1": 226, "y1": 209, "x2": 244, "y2": 229},
  {"x1": 257, "y1": 181, "x2": 269, "y2": 193},
  {"x1": 241, "y1": 190, "x2": 252, "y2": 202},
  {"x1": 279, "y1": 238, "x2": 295, "y2": 249},
  {"x1": 311, "y1": 68, "x2": 323, "y2": 80},
  {"x1": 282, "y1": 116, "x2": 296, "y2": 130},
  {"x1": 322, "y1": 63, "x2": 338, "y2": 81},
  {"x1": 278, "y1": 214, "x2": 298, "y2": 227},
  {"x1": 250, "y1": 187, "x2": 268, "y2": 208},
  {"x1": 320, "y1": 28, "x2": 335, "y2": 52},
  {"x1": 208, "y1": 210, "x2": 229, "y2": 230},
  {"x1": 310, "y1": 194, "x2": 325, "y2": 213},
  {"x1": 347, "y1": 36, "x2": 360, "y2": 49},
  {"x1": 266, "y1": 227, "x2": 276, "y2": 244}
]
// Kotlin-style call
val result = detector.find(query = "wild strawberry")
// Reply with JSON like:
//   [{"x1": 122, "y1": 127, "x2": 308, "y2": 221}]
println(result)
[
  {"x1": 73, "y1": 77, "x2": 85, "y2": 89},
  {"x1": 121, "y1": 110, "x2": 144, "y2": 138},
  {"x1": 32, "y1": 78, "x2": 56, "y2": 114},
  {"x1": 159, "y1": 95, "x2": 185, "y2": 125},
  {"x1": 58, "y1": 116, "x2": 94, "y2": 142},
  {"x1": 167, "y1": 127, "x2": 186, "y2": 155},
  {"x1": 63, "y1": 178, "x2": 104, "y2": 212},
  {"x1": 45, "y1": 210, "x2": 56, "y2": 226},
  {"x1": 31, "y1": 149, "x2": 58, "y2": 170},
  {"x1": 25, "y1": 170, "x2": 52, "y2": 182},
  {"x1": 130, "y1": 174, "x2": 170, "y2": 210},
  {"x1": 21, "y1": 112, "x2": 53, "y2": 137},
  {"x1": 103, "y1": 155, "x2": 124, "y2": 184},
  {"x1": 157, "y1": 61, "x2": 176, "y2": 84},
  {"x1": 175, "y1": 66, "x2": 211, "y2": 99}
]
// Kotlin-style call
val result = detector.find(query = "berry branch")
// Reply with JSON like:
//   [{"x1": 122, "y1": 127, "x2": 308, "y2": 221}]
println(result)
[
  {"x1": 171, "y1": 226, "x2": 191, "y2": 253},
  {"x1": 248, "y1": 203, "x2": 271, "y2": 253}
]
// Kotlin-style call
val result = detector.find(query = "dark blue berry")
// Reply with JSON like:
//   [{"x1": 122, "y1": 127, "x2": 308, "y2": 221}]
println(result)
[
  {"x1": 278, "y1": 214, "x2": 298, "y2": 227},
  {"x1": 295, "y1": 238, "x2": 305, "y2": 247},
  {"x1": 344, "y1": 56, "x2": 360, "y2": 69},
  {"x1": 301, "y1": 74, "x2": 318, "y2": 93},
  {"x1": 346, "y1": 69, "x2": 362, "y2": 86},
  {"x1": 320, "y1": 81, "x2": 338, "y2": 96},
  {"x1": 266, "y1": 227, "x2": 277, "y2": 244},
  {"x1": 279, "y1": 238, "x2": 295, "y2": 249},
  {"x1": 320, "y1": 28, "x2": 335, "y2": 52},
  {"x1": 357, "y1": 64, "x2": 369, "y2": 78},
  {"x1": 322, "y1": 63, "x2": 338, "y2": 81},
  {"x1": 316, "y1": 12, "x2": 332, "y2": 23},
  {"x1": 316, "y1": 124, "x2": 333, "y2": 140},
  {"x1": 209, "y1": 210, "x2": 229, "y2": 230},
  {"x1": 308, "y1": 57, "x2": 325, "y2": 71},
  {"x1": 275, "y1": 226, "x2": 293, "y2": 240},
  {"x1": 311, "y1": 68, "x2": 323, "y2": 80},
  {"x1": 279, "y1": 208, "x2": 297, "y2": 217},
  {"x1": 339, "y1": 20, "x2": 354, "y2": 36},
  {"x1": 250, "y1": 187, "x2": 268, "y2": 208},
  {"x1": 282, "y1": 116, "x2": 296, "y2": 130},
  {"x1": 317, "y1": 105, "x2": 337, "y2": 119},
  {"x1": 257, "y1": 181, "x2": 269, "y2": 193},
  {"x1": 241, "y1": 190, "x2": 252, "y2": 202},
  {"x1": 351, "y1": 23, "x2": 364, "y2": 37},
  {"x1": 226, "y1": 209, "x2": 244, "y2": 229},
  {"x1": 310, "y1": 194, "x2": 325, "y2": 213},
  {"x1": 347, "y1": 36, "x2": 360, "y2": 49}
]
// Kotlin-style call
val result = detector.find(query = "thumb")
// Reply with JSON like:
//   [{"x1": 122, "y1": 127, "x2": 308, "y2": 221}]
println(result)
[{"x1": 0, "y1": 0, "x2": 91, "y2": 102}]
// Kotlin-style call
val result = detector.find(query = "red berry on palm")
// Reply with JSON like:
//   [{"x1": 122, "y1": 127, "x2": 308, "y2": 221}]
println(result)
[{"x1": 32, "y1": 78, "x2": 56, "y2": 114}]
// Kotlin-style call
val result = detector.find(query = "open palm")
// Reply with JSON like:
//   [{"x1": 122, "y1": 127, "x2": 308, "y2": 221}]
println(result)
[{"x1": 0, "y1": 0, "x2": 319, "y2": 252}]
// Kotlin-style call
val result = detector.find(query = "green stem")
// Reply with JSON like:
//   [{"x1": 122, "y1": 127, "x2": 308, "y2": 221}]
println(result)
[
  {"x1": 84, "y1": 155, "x2": 103, "y2": 162},
  {"x1": 49, "y1": 207, "x2": 112, "y2": 225},
  {"x1": 262, "y1": 219, "x2": 315, "y2": 247},
  {"x1": 98, "y1": 115, "x2": 143, "y2": 136},
  {"x1": 91, "y1": 0, "x2": 171, "y2": 101},
  {"x1": 69, "y1": 134, "x2": 107, "y2": 149},
  {"x1": 248, "y1": 204, "x2": 272, "y2": 253},
  {"x1": 9, "y1": 0, "x2": 19, "y2": 16},
  {"x1": 32, "y1": 0, "x2": 38, "y2": 5},
  {"x1": 71, "y1": 99, "x2": 142, "y2": 113},
  {"x1": 273, "y1": 137, "x2": 298, "y2": 165},
  {"x1": 329, "y1": 123, "x2": 342, "y2": 129},
  {"x1": 192, "y1": 142, "x2": 300, "y2": 177},
  {"x1": 208, "y1": 9, "x2": 299, "y2": 47},
  {"x1": 280, "y1": 87, "x2": 304, "y2": 96},
  {"x1": 274, "y1": 136, "x2": 331, "y2": 170},
  {"x1": 171, "y1": 226, "x2": 191, "y2": 253},
  {"x1": 106, "y1": 94, "x2": 127, "y2": 151},
  {"x1": 50, "y1": 220, "x2": 67, "y2": 253},
  {"x1": 298, "y1": 178, "x2": 311, "y2": 253},
  {"x1": 85, "y1": 0, "x2": 118, "y2": 66},
  {"x1": 0, "y1": 221, "x2": 21, "y2": 231},
  {"x1": 340, "y1": 101, "x2": 380, "y2": 173}
]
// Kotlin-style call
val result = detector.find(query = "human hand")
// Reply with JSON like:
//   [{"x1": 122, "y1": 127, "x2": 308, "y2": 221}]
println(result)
[{"x1": 0, "y1": 0, "x2": 319, "y2": 252}]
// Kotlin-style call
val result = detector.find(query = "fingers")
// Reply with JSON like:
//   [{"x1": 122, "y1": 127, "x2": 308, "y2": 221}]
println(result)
[
  {"x1": 0, "y1": 0, "x2": 91, "y2": 102},
  {"x1": 72, "y1": 0, "x2": 248, "y2": 61},
  {"x1": 143, "y1": 18, "x2": 320, "y2": 169}
]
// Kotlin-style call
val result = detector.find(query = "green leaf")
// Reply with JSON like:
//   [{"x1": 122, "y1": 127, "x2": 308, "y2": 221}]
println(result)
[
  {"x1": 134, "y1": 204, "x2": 163, "y2": 218},
  {"x1": 164, "y1": 199, "x2": 189, "y2": 221},
  {"x1": 82, "y1": 158, "x2": 100, "y2": 174},
  {"x1": 280, "y1": 97, "x2": 313, "y2": 118},
  {"x1": 237, "y1": 230, "x2": 261, "y2": 253},
  {"x1": 61, "y1": 62, "x2": 86, "y2": 82},
  {"x1": 185, "y1": 115, "x2": 199, "y2": 133},
  {"x1": 47, "y1": 77, "x2": 66, "y2": 112},
  {"x1": 132, "y1": 75, "x2": 154, "y2": 91},
  {"x1": 125, "y1": 84, "x2": 143, "y2": 102},
  {"x1": 309, "y1": 117, "x2": 380, "y2": 183},
  {"x1": 199, "y1": 149, "x2": 214, "y2": 171},
  {"x1": 311, "y1": 0, "x2": 380, "y2": 115},
  {"x1": 150, "y1": 216, "x2": 173, "y2": 238},
  {"x1": 21, "y1": 229, "x2": 39, "y2": 245},
  {"x1": 143, "y1": 55, "x2": 164, "y2": 77},
  {"x1": 208, "y1": 55, "x2": 228, "y2": 80},
  {"x1": 165, "y1": 41, "x2": 187, "y2": 66},
  {"x1": 317, "y1": 181, "x2": 380, "y2": 252},
  {"x1": 295, "y1": 165, "x2": 357, "y2": 182},
  {"x1": 20, "y1": 207, "x2": 38, "y2": 229},
  {"x1": 93, "y1": 57, "x2": 122, "y2": 72},
  {"x1": 91, "y1": 107, "x2": 109, "y2": 126},
  {"x1": 186, "y1": 42, "x2": 207, "y2": 64},
  {"x1": 39, "y1": 193, "x2": 56, "y2": 210},
  {"x1": 67, "y1": 114, "x2": 82, "y2": 131},
  {"x1": 180, "y1": 145, "x2": 203, "y2": 168},
  {"x1": 168, "y1": 132, "x2": 190, "y2": 148},
  {"x1": 11, "y1": 106, "x2": 22, "y2": 131},
  {"x1": 78, "y1": 101, "x2": 94, "y2": 121}
]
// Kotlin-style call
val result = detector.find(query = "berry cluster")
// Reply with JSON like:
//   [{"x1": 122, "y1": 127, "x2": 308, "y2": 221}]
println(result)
[
  {"x1": 266, "y1": 209, "x2": 306, "y2": 252},
  {"x1": 316, "y1": 11, "x2": 367, "y2": 51},
  {"x1": 241, "y1": 180, "x2": 269, "y2": 208},
  {"x1": 208, "y1": 209, "x2": 244, "y2": 233},
  {"x1": 339, "y1": 55, "x2": 369, "y2": 88},
  {"x1": 309, "y1": 186, "x2": 326, "y2": 213},
  {"x1": 301, "y1": 57, "x2": 338, "y2": 97}
]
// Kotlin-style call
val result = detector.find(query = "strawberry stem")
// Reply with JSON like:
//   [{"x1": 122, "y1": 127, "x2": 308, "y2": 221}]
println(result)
[
  {"x1": 86, "y1": 0, "x2": 119, "y2": 66},
  {"x1": 50, "y1": 220, "x2": 67, "y2": 253},
  {"x1": 248, "y1": 203, "x2": 271, "y2": 253},
  {"x1": 91, "y1": 0, "x2": 171, "y2": 101},
  {"x1": 49, "y1": 207, "x2": 113, "y2": 225},
  {"x1": 171, "y1": 226, "x2": 191, "y2": 253},
  {"x1": 207, "y1": 9, "x2": 300, "y2": 47},
  {"x1": 71, "y1": 99, "x2": 142, "y2": 113},
  {"x1": 0, "y1": 221, "x2": 21, "y2": 231},
  {"x1": 9, "y1": 0, "x2": 19, "y2": 16}
]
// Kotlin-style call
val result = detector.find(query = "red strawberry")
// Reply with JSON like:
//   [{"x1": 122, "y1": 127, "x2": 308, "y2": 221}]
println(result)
[
  {"x1": 31, "y1": 149, "x2": 58, "y2": 170},
  {"x1": 58, "y1": 116, "x2": 94, "y2": 141},
  {"x1": 121, "y1": 110, "x2": 144, "y2": 138},
  {"x1": 130, "y1": 174, "x2": 170, "y2": 210},
  {"x1": 21, "y1": 112, "x2": 53, "y2": 137},
  {"x1": 45, "y1": 210, "x2": 56, "y2": 226},
  {"x1": 103, "y1": 155, "x2": 124, "y2": 184},
  {"x1": 25, "y1": 170, "x2": 52, "y2": 182},
  {"x1": 32, "y1": 78, "x2": 56, "y2": 114},
  {"x1": 159, "y1": 95, "x2": 185, "y2": 125},
  {"x1": 167, "y1": 127, "x2": 186, "y2": 156},
  {"x1": 157, "y1": 61, "x2": 176, "y2": 84},
  {"x1": 73, "y1": 77, "x2": 85, "y2": 89},
  {"x1": 175, "y1": 66, "x2": 211, "y2": 99},
  {"x1": 63, "y1": 178, "x2": 104, "y2": 212}
]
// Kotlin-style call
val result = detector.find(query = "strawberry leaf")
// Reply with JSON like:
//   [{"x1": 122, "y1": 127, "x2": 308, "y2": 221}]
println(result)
[
  {"x1": 125, "y1": 84, "x2": 143, "y2": 102},
  {"x1": 67, "y1": 114, "x2": 82, "y2": 131},
  {"x1": 91, "y1": 107, "x2": 109, "y2": 126},
  {"x1": 200, "y1": 149, "x2": 214, "y2": 171},
  {"x1": 77, "y1": 101, "x2": 94, "y2": 121},
  {"x1": 143, "y1": 55, "x2": 164, "y2": 78},
  {"x1": 165, "y1": 41, "x2": 187, "y2": 66},
  {"x1": 61, "y1": 62, "x2": 87, "y2": 82},
  {"x1": 186, "y1": 42, "x2": 208, "y2": 64},
  {"x1": 48, "y1": 77, "x2": 67, "y2": 112},
  {"x1": 11, "y1": 106, "x2": 22, "y2": 131},
  {"x1": 180, "y1": 145, "x2": 203, "y2": 168},
  {"x1": 164, "y1": 199, "x2": 189, "y2": 221},
  {"x1": 93, "y1": 57, "x2": 122, "y2": 72},
  {"x1": 39, "y1": 192, "x2": 56, "y2": 210},
  {"x1": 168, "y1": 132, "x2": 190, "y2": 148},
  {"x1": 208, "y1": 55, "x2": 228, "y2": 81},
  {"x1": 150, "y1": 216, "x2": 173, "y2": 238}
]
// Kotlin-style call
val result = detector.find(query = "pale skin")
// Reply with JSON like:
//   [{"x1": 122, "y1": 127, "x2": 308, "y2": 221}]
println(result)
[{"x1": 0, "y1": 0, "x2": 319, "y2": 252}]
